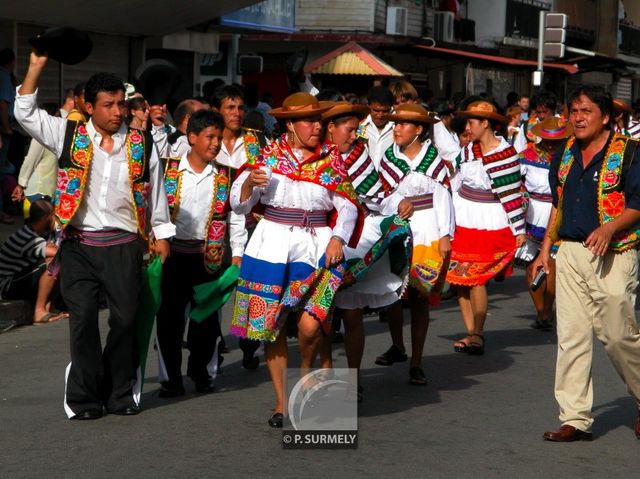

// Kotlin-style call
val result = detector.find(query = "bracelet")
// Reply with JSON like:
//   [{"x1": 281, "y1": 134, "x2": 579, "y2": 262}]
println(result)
[{"x1": 330, "y1": 235, "x2": 345, "y2": 245}]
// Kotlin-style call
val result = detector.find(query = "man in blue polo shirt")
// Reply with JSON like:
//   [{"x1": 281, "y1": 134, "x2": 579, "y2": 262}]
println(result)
[{"x1": 534, "y1": 84, "x2": 640, "y2": 442}]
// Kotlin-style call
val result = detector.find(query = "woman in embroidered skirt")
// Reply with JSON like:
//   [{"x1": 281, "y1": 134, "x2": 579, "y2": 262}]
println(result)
[
  {"x1": 447, "y1": 101, "x2": 526, "y2": 355},
  {"x1": 518, "y1": 117, "x2": 572, "y2": 330},
  {"x1": 326, "y1": 102, "x2": 413, "y2": 399},
  {"x1": 229, "y1": 93, "x2": 361, "y2": 428},
  {"x1": 375, "y1": 103, "x2": 454, "y2": 385}
]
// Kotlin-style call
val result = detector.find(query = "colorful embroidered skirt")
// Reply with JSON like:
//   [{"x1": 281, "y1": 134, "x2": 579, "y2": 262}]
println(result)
[
  {"x1": 230, "y1": 219, "x2": 343, "y2": 342},
  {"x1": 405, "y1": 206, "x2": 448, "y2": 303},
  {"x1": 447, "y1": 226, "x2": 516, "y2": 286},
  {"x1": 335, "y1": 214, "x2": 411, "y2": 310}
]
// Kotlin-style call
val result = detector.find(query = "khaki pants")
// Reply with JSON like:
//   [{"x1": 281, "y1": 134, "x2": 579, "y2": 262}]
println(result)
[{"x1": 554, "y1": 241, "x2": 640, "y2": 431}]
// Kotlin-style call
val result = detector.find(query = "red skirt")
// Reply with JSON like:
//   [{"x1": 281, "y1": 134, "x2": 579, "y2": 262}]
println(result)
[{"x1": 446, "y1": 226, "x2": 516, "y2": 286}]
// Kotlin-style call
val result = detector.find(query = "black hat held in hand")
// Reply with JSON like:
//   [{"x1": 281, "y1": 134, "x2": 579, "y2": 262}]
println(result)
[{"x1": 28, "y1": 27, "x2": 93, "y2": 65}]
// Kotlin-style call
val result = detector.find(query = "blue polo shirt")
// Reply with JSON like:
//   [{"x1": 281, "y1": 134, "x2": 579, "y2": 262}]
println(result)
[{"x1": 549, "y1": 131, "x2": 640, "y2": 242}]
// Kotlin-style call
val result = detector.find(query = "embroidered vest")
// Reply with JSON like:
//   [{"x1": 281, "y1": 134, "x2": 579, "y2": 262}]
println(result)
[
  {"x1": 469, "y1": 141, "x2": 525, "y2": 234},
  {"x1": 343, "y1": 140, "x2": 384, "y2": 199},
  {"x1": 554, "y1": 133, "x2": 640, "y2": 252},
  {"x1": 54, "y1": 121, "x2": 151, "y2": 238},
  {"x1": 379, "y1": 142, "x2": 449, "y2": 193},
  {"x1": 164, "y1": 158, "x2": 231, "y2": 273}
]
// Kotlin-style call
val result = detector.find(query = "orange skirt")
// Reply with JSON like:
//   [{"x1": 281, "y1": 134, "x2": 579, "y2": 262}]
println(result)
[{"x1": 446, "y1": 226, "x2": 516, "y2": 286}]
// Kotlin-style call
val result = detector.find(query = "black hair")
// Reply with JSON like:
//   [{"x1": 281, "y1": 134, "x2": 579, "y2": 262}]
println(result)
[
  {"x1": 0, "y1": 48, "x2": 15, "y2": 66},
  {"x1": 73, "y1": 81, "x2": 86, "y2": 98},
  {"x1": 317, "y1": 88, "x2": 345, "y2": 102},
  {"x1": 450, "y1": 115, "x2": 469, "y2": 135},
  {"x1": 187, "y1": 109, "x2": 225, "y2": 136},
  {"x1": 533, "y1": 90, "x2": 557, "y2": 111},
  {"x1": 173, "y1": 100, "x2": 196, "y2": 128},
  {"x1": 84, "y1": 73, "x2": 124, "y2": 106},
  {"x1": 568, "y1": 84, "x2": 613, "y2": 129},
  {"x1": 28, "y1": 199, "x2": 53, "y2": 225},
  {"x1": 212, "y1": 85, "x2": 244, "y2": 110},
  {"x1": 127, "y1": 96, "x2": 146, "y2": 111},
  {"x1": 63, "y1": 88, "x2": 74, "y2": 100},
  {"x1": 506, "y1": 91, "x2": 518, "y2": 107},
  {"x1": 417, "y1": 123, "x2": 431, "y2": 142},
  {"x1": 367, "y1": 86, "x2": 393, "y2": 106}
]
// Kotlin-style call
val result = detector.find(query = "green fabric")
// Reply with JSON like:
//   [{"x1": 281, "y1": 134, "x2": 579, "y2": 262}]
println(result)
[
  {"x1": 190, "y1": 265, "x2": 240, "y2": 323},
  {"x1": 135, "y1": 257, "x2": 163, "y2": 387}
]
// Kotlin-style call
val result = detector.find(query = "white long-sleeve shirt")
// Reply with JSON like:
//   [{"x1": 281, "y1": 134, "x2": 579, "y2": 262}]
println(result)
[
  {"x1": 230, "y1": 169, "x2": 358, "y2": 244},
  {"x1": 151, "y1": 123, "x2": 191, "y2": 158},
  {"x1": 380, "y1": 142, "x2": 455, "y2": 239},
  {"x1": 171, "y1": 154, "x2": 246, "y2": 256},
  {"x1": 14, "y1": 88, "x2": 175, "y2": 240},
  {"x1": 18, "y1": 138, "x2": 57, "y2": 197},
  {"x1": 432, "y1": 120, "x2": 461, "y2": 162},
  {"x1": 362, "y1": 115, "x2": 394, "y2": 169}
]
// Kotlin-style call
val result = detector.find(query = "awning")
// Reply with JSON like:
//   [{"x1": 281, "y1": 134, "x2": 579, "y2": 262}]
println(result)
[
  {"x1": 414, "y1": 45, "x2": 579, "y2": 75},
  {"x1": 1, "y1": 0, "x2": 262, "y2": 36},
  {"x1": 305, "y1": 42, "x2": 403, "y2": 76}
]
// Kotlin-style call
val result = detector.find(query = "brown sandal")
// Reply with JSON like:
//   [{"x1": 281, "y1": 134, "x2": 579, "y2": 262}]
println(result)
[
  {"x1": 467, "y1": 333, "x2": 485, "y2": 356},
  {"x1": 454, "y1": 334, "x2": 472, "y2": 353}
]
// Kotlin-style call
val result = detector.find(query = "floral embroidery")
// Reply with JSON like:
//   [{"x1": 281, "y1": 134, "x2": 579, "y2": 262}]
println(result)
[
  {"x1": 602, "y1": 191, "x2": 625, "y2": 219},
  {"x1": 243, "y1": 136, "x2": 361, "y2": 208},
  {"x1": 165, "y1": 159, "x2": 230, "y2": 274},
  {"x1": 557, "y1": 133, "x2": 640, "y2": 251},
  {"x1": 53, "y1": 124, "x2": 93, "y2": 225}
]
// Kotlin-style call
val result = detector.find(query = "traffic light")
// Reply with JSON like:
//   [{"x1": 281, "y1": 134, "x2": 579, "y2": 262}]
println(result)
[{"x1": 543, "y1": 13, "x2": 568, "y2": 58}]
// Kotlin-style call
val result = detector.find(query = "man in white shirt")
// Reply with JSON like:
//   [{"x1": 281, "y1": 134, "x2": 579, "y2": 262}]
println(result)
[
  {"x1": 15, "y1": 50, "x2": 175, "y2": 420},
  {"x1": 213, "y1": 85, "x2": 261, "y2": 369},
  {"x1": 156, "y1": 110, "x2": 235, "y2": 396},
  {"x1": 361, "y1": 86, "x2": 395, "y2": 168}
]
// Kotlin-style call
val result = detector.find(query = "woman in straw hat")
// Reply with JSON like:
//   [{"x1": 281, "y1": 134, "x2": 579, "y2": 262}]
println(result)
[
  {"x1": 447, "y1": 100, "x2": 526, "y2": 355},
  {"x1": 374, "y1": 103, "x2": 454, "y2": 386},
  {"x1": 324, "y1": 101, "x2": 414, "y2": 400},
  {"x1": 517, "y1": 117, "x2": 573, "y2": 330},
  {"x1": 229, "y1": 92, "x2": 363, "y2": 428},
  {"x1": 613, "y1": 98, "x2": 640, "y2": 139}
]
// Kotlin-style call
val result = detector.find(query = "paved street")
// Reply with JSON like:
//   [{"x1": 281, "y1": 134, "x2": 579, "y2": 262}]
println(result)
[{"x1": 2, "y1": 268, "x2": 640, "y2": 478}]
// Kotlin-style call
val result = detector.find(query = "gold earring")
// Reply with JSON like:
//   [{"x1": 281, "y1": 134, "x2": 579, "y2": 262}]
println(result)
[{"x1": 287, "y1": 131, "x2": 294, "y2": 144}]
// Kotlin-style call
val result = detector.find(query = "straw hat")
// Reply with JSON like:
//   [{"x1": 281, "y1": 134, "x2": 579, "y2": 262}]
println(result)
[
  {"x1": 613, "y1": 98, "x2": 633, "y2": 114},
  {"x1": 269, "y1": 92, "x2": 334, "y2": 119},
  {"x1": 321, "y1": 102, "x2": 370, "y2": 122},
  {"x1": 383, "y1": 103, "x2": 437, "y2": 124},
  {"x1": 530, "y1": 117, "x2": 573, "y2": 140},
  {"x1": 456, "y1": 100, "x2": 507, "y2": 124}
]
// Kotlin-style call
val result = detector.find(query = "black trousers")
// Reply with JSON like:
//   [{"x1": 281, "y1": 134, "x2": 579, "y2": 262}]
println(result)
[
  {"x1": 156, "y1": 250, "x2": 221, "y2": 388},
  {"x1": 59, "y1": 238, "x2": 143, "y2": 416}
]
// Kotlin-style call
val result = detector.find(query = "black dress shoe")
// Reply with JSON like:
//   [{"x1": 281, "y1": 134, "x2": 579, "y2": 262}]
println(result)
[
  {"x1": 194, "y1": 379, "x2": 215, "y2": 394},
  {"x1": 268, "y1": 412, "x2": 283, "y2": 428},
  {"x1": 158, "y1": 383, "x2": 186, "y2": 398},
  {"x1": 72, "y1": 408, "x2": 103, "y2": 420},
  {"x1": 111, "y1": 406, "x2": 140, "y2": 416}
]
